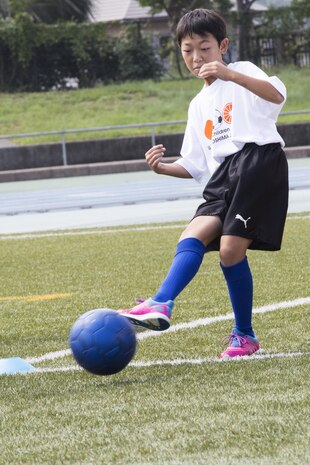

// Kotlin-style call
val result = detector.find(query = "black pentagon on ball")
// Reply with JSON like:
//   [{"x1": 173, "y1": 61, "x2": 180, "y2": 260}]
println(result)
[{"x1": 69, "y1": 308, "x2": 137, "y2": 375}]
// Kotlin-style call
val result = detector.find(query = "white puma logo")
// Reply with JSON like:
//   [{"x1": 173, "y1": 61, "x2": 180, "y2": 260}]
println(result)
[{"x1": 235, "y1": 214, "x2": 251, "y2": 229}]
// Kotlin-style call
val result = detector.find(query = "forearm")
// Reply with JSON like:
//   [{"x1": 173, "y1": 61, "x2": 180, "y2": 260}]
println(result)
[
  {"x1": 228, "y1": 70, "x2": 285, "y2": 104},
  {"x1": 155, "y1": 160, "x2": 192, "y2": 178},
  {"x1": 145, "y1": 144, "x2": 192, "y2": 178},
  {"x1": 198, "y1": 62, "x2": 285, "y2": 104}
]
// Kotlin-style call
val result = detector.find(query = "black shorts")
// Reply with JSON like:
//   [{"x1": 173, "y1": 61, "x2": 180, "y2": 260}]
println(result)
[{"x1": 193, "y1": 143, "x2": 289, "y2": 251}]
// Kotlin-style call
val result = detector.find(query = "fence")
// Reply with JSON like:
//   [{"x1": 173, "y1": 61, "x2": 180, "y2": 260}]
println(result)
[
  {"x1": 0, "y1": 110, "x2": 310, "y2": 166},
  {"x1": 251, "y1": 34, "x2": 310, "y2": 68}
]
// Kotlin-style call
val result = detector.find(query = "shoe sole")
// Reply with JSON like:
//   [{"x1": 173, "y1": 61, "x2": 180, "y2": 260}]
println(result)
[
  {"x1": 122, "y1": 312, "x2": 171, "y2": 331},
  {"x1": 220, "y1": 344, "x2": 260, "y2": 360}
]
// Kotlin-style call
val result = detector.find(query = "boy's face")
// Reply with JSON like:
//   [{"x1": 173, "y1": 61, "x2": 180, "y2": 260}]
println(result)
[{"x1": 180, "y1": 33, "x2": 228, "y2": 77}]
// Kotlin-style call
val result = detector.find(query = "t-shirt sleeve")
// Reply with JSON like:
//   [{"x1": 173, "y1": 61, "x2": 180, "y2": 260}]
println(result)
[
  {"x1": 238, "y1": 61, "x2": 286, "y2": 101},
  {"x1": 175, "y1": 102, "x2": 209, "y2": 183},
  {"x1": 176, "y1": 123, "x2": 208, "y2": 182},
  {"x1": 236, "y1": 61, "x2": 287, "y2": 119},
  {"x1": 268, "y1": 75, "x2": 286, "y2": 100}
]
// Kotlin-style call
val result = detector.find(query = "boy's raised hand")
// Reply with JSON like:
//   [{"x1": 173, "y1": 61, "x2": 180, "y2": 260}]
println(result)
[
  {"x1": 199, "y1": 61, "x2": 284, "y2": 103},
  {"x1": 198, "y1": 61, "x2": 230, "y2": 82},
  {"x1": 145, "y1": 144, "x2": 166, "y2": 173},
  {"x1": 145, "y1": 144, "x2": 193, "y2": 178}
]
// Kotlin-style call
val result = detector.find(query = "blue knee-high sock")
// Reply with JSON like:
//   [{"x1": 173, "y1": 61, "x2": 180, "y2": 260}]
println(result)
[
  {"x1": 153, "y1": 238, "x2": 206, "y2": 302},
  {"x1": 220, "y1": 257, "x2": 255, "y2": 337}
]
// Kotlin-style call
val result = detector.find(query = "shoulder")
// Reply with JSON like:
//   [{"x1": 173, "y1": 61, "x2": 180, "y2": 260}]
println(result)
[
  {"x1": 228, "y1": 60, "x2": 259, "y2": 70},
  {"x1": 191, "y1": 85, "x2": 206, "y2": 102},
  {"x1": 228, "y1": 61, "x2": 268, "y2": 78},
  {"x1": 188, "y1": 85, "x2": 206, "y2": 109}
]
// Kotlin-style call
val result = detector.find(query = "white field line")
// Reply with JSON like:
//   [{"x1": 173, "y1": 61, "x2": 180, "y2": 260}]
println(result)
[
  {"x1": 26, "y1": 297, "x2": 310, "y2": 365},
  {"x1": 31, "y1": 351, "x2": 310, "y2": 374},
  {"x1": 0, "y1": 214, "x2": 309, "y2": 241}
]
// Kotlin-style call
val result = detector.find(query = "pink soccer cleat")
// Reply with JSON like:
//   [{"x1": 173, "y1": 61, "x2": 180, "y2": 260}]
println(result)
[
  {"x1": 221, "y1": 332, "x2": 260, "y2": 359},
  {"x1": 119, "y1": 298, "x2": 174, "y2": 331}
]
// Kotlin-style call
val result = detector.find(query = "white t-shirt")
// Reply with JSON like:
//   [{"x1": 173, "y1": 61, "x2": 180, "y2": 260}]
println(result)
[{"x1": 176, "y1": 61, "x2": 286, "y2": 181}]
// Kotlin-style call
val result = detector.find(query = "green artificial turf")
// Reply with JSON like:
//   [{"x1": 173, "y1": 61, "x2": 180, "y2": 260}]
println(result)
[{"x1": 0, "y1": 214, "x2": 309, "y2": 465}]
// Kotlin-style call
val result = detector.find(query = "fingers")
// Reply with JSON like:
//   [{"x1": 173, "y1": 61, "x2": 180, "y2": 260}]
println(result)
[
  {"x1": 145, "y1": 144, "x2": 166, "y2": 171},
  {"x1": 198, "y1": 62, "x2": 218, "y2": 78},
  {"x1": 198, "y1": 61, "x2": 229, "y2": 80}
]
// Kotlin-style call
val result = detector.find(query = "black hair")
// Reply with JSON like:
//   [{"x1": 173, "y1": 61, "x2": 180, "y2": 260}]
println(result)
[{"x1": 176, "y1": 9, "x2": 227, "y2": 46}]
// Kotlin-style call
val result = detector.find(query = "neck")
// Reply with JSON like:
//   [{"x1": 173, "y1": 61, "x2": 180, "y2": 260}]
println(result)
[{"x1": 204, "y1": 76, "x2": 217, "y2": 86}]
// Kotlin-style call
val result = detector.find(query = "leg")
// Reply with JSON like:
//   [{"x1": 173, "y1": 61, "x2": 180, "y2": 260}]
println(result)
[
  {"x1": 179, "y1": 215, "x2": 223, "y2": 246},
  {"x1": 219, "y1": 235, "x2": 252, "y2": 266},
  {"x1": 119, "y1": 216, "x2": 222, "y2": 331},
  {"x1": 153, "y1": 215, "x2": 222, "y2": 301},
  {"x1": 220, "y1": 235, "x2": 254, "y2": 334},
  {"x1": 220, "y1": 235, "x2": 260, "y2": 358}
]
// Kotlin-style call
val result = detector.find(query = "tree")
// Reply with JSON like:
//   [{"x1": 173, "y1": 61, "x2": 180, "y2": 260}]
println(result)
[
  {"x1": 0, "y1": 0, "x2": 10, "y2": 17},
  {"x1": 28, "y1": 0, "x2": 93, "y2": 23},
  {"x1": 4, "y1": 0, "x2": 94, "y2": 23},
  {"x1": 138, "y1": 0, "x2": 232, "y2": 77},
  {"x1": 254, "y1": 2, "x2": 310, "y2": 65},
  {"x1": 291, "y1": 0, "x2": 310, "y2": 19},
  {"x1": 138, "y1": 0, "x2": 269, "y2": 64},
  {"x1": 139, "y1": 0, "x2": 210, "y2": 29},
  {"x1": 291, "y1": 0, "x2": 310, "y2": 51},
  {"x1": 235, "y1": 0, "x2": 256, "y2": 60},
  {"x1": 117, "y1": 23, "x2": 163, "y2": 81}
]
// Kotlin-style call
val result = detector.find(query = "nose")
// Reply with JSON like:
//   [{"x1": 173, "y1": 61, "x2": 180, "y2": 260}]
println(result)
[{"x1": 193, "y1": 50, "x2": 203, "y2": 63}]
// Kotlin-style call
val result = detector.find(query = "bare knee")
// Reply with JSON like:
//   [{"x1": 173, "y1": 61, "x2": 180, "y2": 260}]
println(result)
[
  {"x1": 220, "y1": 236, "x2": 252, "y2": 266},
  {"x1": 220, "y1": 244, "x2": 242, "y2": 266}
]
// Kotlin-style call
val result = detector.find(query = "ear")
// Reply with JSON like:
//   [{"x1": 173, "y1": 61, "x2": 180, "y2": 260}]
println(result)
[{"x1": 220, "y1": 38, "x2": 229, "y2": 54}]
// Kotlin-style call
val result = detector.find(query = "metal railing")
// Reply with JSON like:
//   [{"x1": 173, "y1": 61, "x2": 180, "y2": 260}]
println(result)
[{"x1": 0, "y1": 110, "x2": 309, "y2": 166}]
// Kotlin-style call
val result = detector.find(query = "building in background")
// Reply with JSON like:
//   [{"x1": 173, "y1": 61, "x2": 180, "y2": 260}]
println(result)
[{"x1": 89, "y1": 0, "x2": 309, "y2": 67}]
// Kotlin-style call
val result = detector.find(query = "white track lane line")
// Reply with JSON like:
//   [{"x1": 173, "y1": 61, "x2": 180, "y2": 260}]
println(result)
[{"x1": 1, "y1": 214, "x2": 309, "y2": 241}]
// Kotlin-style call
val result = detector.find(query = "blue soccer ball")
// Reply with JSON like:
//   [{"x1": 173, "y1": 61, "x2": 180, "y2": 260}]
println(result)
[{"x1": 69, "y1": 308, "x2": 137, "y2": 375}]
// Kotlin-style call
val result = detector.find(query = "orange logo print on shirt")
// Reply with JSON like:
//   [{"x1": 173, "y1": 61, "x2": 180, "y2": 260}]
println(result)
[
  {"x1": 204, "y1": 119, "x2": 213, "y2": 140},
  {"x1": 204, "y1": 102, "x2": 232, "y2": 141},
  {"x1": 223, "y1": 102, "x2": 232, "y2": 124}
]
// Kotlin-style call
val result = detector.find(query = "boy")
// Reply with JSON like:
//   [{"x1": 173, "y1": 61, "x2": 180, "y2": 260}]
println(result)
[{"x1": 119, "y1": 9, "x2": 288, "y2": 358}]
